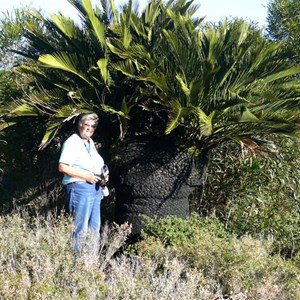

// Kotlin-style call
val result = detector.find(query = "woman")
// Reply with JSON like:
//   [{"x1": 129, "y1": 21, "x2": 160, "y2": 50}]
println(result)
[{"x1": 58, "y1": 112, "x2": 108, "y2": 254}]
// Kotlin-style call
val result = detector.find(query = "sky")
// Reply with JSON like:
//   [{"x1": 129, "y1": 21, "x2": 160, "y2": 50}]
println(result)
[{"x1": 0, "y1": 0, "x2": 270, "y2": 28}]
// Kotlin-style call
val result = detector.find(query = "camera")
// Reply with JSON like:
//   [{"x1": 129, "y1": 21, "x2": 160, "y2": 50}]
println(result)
[
  {"x1": 96, "y1": 164, "x2": 109, "y2": 187},
  {"x1": 98, "y1": 164, "x2": 109, "y2": 196}
]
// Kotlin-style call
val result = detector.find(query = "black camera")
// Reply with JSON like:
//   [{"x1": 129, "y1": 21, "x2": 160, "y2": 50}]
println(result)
[{"x1": 96, "y1": 164, "x2": 109, "y2": 187}]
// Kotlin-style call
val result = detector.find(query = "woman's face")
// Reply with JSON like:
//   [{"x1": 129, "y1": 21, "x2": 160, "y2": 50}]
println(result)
[{"x1": 79, "y1": 119, "x2": 97, "y2": 140}]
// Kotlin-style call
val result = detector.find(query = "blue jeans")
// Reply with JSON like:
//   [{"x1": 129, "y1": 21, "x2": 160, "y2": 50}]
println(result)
[{"x1": 65, "y1": 182, "x2": 103, "y2": 254}]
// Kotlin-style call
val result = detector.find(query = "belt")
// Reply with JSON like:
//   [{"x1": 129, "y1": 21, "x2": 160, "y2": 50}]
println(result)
[{"x1": 67, "y1": 181, "x2": 86, "y2": 185}]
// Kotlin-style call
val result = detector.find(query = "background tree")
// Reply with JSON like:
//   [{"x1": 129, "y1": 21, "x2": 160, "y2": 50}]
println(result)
[
  {"x1": 0, "y1": 7, "x2": 62, "y2": 212},
  {"x1": 266, "y1": 0, "x2": 300, "y2": 63},
  {"x1": 0, "y1": 8, "x2": 31, "y2": 132}
]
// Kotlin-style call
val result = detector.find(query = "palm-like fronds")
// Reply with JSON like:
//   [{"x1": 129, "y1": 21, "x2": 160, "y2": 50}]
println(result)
[
  {"x1": 2, "y1": 0, "x2": 300, "y2": 152},
  {"x1": 109, "y1": 10, "x2": 300, "y2": 151}
]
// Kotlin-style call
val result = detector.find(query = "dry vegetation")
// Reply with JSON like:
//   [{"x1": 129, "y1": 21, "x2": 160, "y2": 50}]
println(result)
[{"x1": 0, "y1": 210, "x2": 299, "y2": 299}]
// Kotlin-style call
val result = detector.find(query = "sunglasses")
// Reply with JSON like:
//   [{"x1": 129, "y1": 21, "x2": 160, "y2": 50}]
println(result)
[{"x1": 82, "y1": 123, "x2": 97, "y2": 129}]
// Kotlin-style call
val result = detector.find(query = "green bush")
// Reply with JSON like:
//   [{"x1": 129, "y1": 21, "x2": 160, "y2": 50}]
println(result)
[
  {"x1": 133, "y1": 214, "x2": 300, "y2": 298},
  {"x1": 195, "y1": 137, "x2": 300, "y2": 258}
]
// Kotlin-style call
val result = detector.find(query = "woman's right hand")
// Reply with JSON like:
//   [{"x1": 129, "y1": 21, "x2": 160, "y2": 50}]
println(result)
[
  {"x1": 86, "y1": 172, "x2": 101, "y2": 184},
  {"x1": 59, "y1": 163, "x2": 101, "y2": 184}
]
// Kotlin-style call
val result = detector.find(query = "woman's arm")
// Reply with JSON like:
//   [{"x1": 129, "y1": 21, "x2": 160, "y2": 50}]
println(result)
[{"x1": 58, "y1": 163, "x2": 100, "y2": 184}]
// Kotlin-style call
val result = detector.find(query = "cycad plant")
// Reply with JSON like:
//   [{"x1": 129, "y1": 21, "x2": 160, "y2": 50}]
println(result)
[
  {"x1": 110, "y1": 14, "x2": 300, "y2": 148},
  {"x1": 2, "y1": 0, "x2": 300, "y2": 234}
]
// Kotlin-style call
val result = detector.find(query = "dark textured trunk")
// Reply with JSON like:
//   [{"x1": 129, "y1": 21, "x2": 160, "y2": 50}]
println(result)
[{"x1": 112, "y1": 136, "x2": 206, "y2": 237}]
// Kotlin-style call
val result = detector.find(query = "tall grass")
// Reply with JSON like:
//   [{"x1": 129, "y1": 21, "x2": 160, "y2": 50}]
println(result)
[
  {"x1": 1, "y1": 211, "x2": 300, "y2": 299},
  {"x1": 0, "y1": 210, "x2": 218, "y2": 299}
]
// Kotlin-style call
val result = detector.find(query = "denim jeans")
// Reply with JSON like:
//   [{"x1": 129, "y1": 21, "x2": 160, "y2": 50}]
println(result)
[{"x1": 65, "y1": 182, "x2": 103, "y2": 254}]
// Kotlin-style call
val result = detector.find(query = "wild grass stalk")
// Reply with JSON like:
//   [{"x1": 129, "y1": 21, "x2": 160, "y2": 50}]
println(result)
[{"x1": 0, "y1": 210, "x2": 299, "y2": 299}]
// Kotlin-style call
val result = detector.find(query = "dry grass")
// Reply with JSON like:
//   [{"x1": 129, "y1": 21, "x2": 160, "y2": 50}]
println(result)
[{"x1": 0, "y1": 210, "x2": 299, "y2": 299}]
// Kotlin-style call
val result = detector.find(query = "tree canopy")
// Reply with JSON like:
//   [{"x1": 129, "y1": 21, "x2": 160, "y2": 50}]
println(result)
[
  {"x1": 266, "y1": 0, "x2": 300, "y2": 63},
  {"x1": 1, "y1": 0, "x2": 300, "y2": 155}
]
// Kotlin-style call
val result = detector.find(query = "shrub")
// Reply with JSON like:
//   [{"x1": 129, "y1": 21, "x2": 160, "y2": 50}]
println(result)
[
  {"x1": 196, "y1": 137, "x2": 300, "y2": 258},
  {"x1": 1, "y1": 210, "x2": 299, "y2": 299},
  {"x1": 133, "y1": 214, "x2": 300, "y2": 298},
  {"x1": 0, "y1": 211, "x2": 215, "y2": 299}
]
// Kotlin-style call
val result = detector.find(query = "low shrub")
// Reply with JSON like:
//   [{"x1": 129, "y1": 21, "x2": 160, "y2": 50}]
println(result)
[
  {"x1": 196, "y1": 138, "x2": 300, "y2": 258},
  {"x1": 1, "y1": 210, "x2": 299, "y2": 299},
  {"x1": 0, "y1": 211, "x2": 219, "y2": 299},
  {"x1": 133, "y1": 214, "x2": 300, "y2": 299}
]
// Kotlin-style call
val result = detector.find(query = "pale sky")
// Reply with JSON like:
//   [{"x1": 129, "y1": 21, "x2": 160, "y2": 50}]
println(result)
[{"x1": 0, "y1": 0, "x2": 270, "y2": 27}]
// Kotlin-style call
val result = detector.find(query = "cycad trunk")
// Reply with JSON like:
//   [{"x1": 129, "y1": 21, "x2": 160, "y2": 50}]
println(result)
[{"x1": 112, "y1": 136, "x2": 206, "y2": 237}]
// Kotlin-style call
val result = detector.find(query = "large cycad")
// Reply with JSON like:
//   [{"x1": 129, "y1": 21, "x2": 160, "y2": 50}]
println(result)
[
  {"x1": 110, "y1": 15, "x2": 300, "y2": 149},
  {"x1": 106, "y1": 4, "x2": 300, "y2": 233},
  {"x1": 2, "y1": 0, "x2": 300, "y2": 234}
]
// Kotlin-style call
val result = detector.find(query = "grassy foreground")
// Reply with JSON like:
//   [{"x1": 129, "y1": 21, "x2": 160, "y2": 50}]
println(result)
[{"x1": 0, "y1": 211, "x2": 299, "y2": 299}]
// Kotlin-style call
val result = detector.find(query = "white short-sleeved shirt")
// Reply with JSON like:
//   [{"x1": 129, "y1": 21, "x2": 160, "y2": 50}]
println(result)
[{"x1": 59, "y1": 133, "x2": 105, "y2": 185}]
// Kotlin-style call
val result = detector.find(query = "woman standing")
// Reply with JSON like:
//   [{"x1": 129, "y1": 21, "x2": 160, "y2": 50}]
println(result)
[{"x1": 58, "y1": 112, "x2": 108, "y2": 254}]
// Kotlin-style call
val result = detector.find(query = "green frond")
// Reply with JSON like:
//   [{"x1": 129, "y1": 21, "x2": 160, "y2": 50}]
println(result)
[
  {"x1": 165, "y1": 100, "x2": 184, "y2": 134},
  {"x1": 82, "y1": 0, "x2": 106, "y2": 48},
  {"x1": 39, "y1": 122, "x2": 62, "y2": 150},
  {"x1": 107, "y1": 41, "x2": 131, "y2": 59},
  {"x1": 261, "y1": 67, "x2": 300, "y2": 84},
  {"x1": 129, "y1": 13, "x2": 147, "y2": 39},
  {"x1": 100, "y1": 104, "x2": 130, "y2": 119},
  {"x1": 18, "y1": 64, "x2": 79, "y2": 93},
  {"x1": 176, "y1": 74, "x2": 190, "y2": 96},
  {"x1": 109, "y1": 40, "x2": 152, "y2": 64},
  {"x1": 239, "y1": 108, "x2": 260, "y2": 123},
  {"x1": 108, "y1": 0, "x2": 119, "y2": 24},
  {"x1": 165, "y1": 100, "x2": 193, "y2": 134},
  {"x1": 121, "y1": 98, "x2": 130, "y2": 117},
  {"x1": 121, "y1": 22, "x2": 132, "y2": 49},
  {"x1": 144, "y1": 0, "x2": 161, "y2": 25},
  {"x1": 97, "y1": 58, "x2": 112, "y2": 85},
  {"x1": 39, "y1": 53, "x2": 93, "y2": 86},
  {"x1": 120, "y1": 0, "x2": 133, "y2": 48},
  {"x1": 142, "y1": 73, "x2": 169, "y2": 93},
  {"x1": 67, "y1": 0, "x2": 86, "y2": 18},
  {"x1": 113, "y1": 59, "x2": 138, "y2": 77},
  {"x1": 101, "y1": 101, "x2": 131, "y2": 139},
  {"x1": 236, "y1": 21, "x2": 250, "y2": 47},
  {"x1": 0, "y1": 122, "x2": 16, "y2": 131},
  {"x1": 9, "y1": 103, "x2": 41, "y2": 117},
  {"x1": 50, "y1": 13, "x2": 78, "y2": 39},
  {"x1": 194, "y1": 107, "x2": 214, "y2": 136},
  {"x1": 53, "y1": 105, "x2": 81, "y2": 120}
]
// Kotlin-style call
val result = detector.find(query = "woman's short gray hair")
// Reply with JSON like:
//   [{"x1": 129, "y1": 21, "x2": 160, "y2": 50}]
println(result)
[{"x1": 78, "y1": 113, "x2": 99, "y2": 126}]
